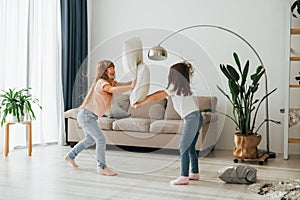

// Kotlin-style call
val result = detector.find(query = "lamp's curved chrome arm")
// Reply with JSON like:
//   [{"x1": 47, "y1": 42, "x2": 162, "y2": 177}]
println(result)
[
  {"x1": 159, "y1": 25, "x2": 265, "y2": 67},
  {"x1": 157, "y1": 24, "x2": 270, "y2": 153}
]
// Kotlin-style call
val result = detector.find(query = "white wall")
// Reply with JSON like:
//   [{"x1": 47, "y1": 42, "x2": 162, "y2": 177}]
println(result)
[{"x1": 88, "y1": 0, "x2": 300, "y2": 155}]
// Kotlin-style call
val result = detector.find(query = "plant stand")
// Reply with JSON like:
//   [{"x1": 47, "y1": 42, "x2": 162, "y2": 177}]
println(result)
[
  {"x1": 4, "y1": 121, "x2": 32, "y2": 156},
  {"x1": 233, "y1": 153, "x2": 269, "y2": 165}
]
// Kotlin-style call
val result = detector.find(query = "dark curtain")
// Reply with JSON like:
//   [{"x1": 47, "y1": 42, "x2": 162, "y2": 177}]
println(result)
[{"x1": 61, "y1": 0, "x2": 88, "y2": 111}]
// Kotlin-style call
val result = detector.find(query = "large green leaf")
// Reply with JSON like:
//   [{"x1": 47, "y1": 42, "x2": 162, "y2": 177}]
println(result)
[
  {"x1": 226, "y1": 64, "x2": 240, "y2": 82},
  {"x1": 229, "y1": 80, "x2": 239, "y2": 98},
  {"x1": 220, "y1": 64, "x2": 232, "y2": 80},
  {"x1": 251, "y1": 66, "x2": 265, "y2": 86},
  {"x1": 241, "y1": 60, "x2": 249, "y2": 87},
  {"x1": 233, "y1": 52, "x2": 242, "y2": 73}
]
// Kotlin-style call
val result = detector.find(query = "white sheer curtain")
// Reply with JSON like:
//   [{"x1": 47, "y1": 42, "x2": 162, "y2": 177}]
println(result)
[{"x1": 0, "y1": 0, "x2": 65, "y2": 153}]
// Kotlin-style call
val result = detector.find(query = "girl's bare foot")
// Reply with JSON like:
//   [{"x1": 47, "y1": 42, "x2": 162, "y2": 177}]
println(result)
[
  {"x1": 64, "y1": 155, "x2": 79, "y2": 168},
  {"x1": 189, "y1": 173, "x2": 199, "y2": 180},
  {"x1": 98, "y1": 167, "x2": 117, "y2": 176},
  {"x1": 170, "y1": 176, "x2": 189, "y2": 185}
]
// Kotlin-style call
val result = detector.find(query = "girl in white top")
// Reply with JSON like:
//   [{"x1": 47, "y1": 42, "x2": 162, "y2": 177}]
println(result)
[{"x1": 134, "y1": 62, "x2": 203, "y2": 185}]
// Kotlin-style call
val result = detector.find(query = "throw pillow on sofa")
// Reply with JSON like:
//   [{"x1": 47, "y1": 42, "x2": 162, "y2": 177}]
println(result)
[
  {"x1": 128, "y1": 98, "x2": 167, "y2": 120},
  {"x1": 105, "y1": 94, "x2": 130, "y2": 119},
  {"x1": 105, "y1": 105, "x2": 130, "y2": 119}
]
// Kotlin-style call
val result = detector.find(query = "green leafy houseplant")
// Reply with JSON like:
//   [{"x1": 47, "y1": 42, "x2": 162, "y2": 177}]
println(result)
[
  {"x1": 0, "y1": 88, "x2": 42, "y2": 126},
  {"x1": 292, "y1": 0, "x2": 300, "y2": 18},
  {"x1": 217, "y1": 52, "x2": 279, "y2": 136}
]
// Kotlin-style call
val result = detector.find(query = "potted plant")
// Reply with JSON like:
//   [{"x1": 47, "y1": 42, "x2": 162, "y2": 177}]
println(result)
[
  {"x1": 292, "y1": 0, "x2": 300, "y2": 18},
  {"x1": 0, "y1": 88, "x2": 42, "y2": 126},
  {"x1": 217, "y1": 52, "x2": 280, "y2": 159}
]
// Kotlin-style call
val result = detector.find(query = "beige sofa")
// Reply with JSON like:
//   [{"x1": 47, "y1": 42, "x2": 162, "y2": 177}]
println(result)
[{"x1": 64, "y1": 94, "x2": 218, "y2": 153}]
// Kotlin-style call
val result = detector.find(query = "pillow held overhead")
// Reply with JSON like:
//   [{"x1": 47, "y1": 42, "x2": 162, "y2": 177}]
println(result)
[
  {"x1": 122, "y1": 36, "x2": 143, "y2": 78},
  {"x1": 122, "y1": 37, "x2": 150, "y2": 106}
]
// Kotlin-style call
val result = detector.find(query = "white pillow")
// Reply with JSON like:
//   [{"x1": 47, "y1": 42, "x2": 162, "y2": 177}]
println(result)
[
  {"x1": 122, "y1": 36, "x2": 143, "y2": 78},
  {"x1": 130, "y1": 63, "x2": 150, "y2": 106}
]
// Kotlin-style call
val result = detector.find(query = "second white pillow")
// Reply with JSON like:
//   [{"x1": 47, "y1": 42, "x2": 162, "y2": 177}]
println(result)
[{"x1": 130, "y1": 63, "x2": 150, "y2": 106}]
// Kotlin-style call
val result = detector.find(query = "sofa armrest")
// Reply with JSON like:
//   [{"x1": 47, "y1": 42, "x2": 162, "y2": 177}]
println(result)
[{"x1": 64, "y1": 108, "x2": 80, "y2": 119}]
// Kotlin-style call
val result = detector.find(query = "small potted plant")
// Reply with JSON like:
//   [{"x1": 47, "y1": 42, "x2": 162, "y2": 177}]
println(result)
[
  {"x1": 217, "y1": 52, "x2": 280, "y2": 159},
  {"x1": 0, "y1": 88, "x2": 42, "y2": 126},
  {"x1": 292, "y1": 0, "x2": 300, "y2": 18}
]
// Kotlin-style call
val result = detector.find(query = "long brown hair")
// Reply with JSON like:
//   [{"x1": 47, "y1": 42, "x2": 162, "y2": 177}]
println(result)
[
  {"x1": 80, "y1": 60, "x2": 114, "y2": 108},
  {"x1": 166, "y1": 62, "x2": 194, "y2": 96}
]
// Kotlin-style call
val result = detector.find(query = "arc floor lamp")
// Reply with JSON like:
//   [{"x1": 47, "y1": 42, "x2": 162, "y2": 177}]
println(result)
[{"x1": 147, "y1": 24, "x2": 275, "y2": 158}]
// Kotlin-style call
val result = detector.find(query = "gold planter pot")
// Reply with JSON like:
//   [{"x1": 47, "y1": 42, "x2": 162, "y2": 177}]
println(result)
[{"x1": 233, "y1": 133, "x2": 262, "y2": 159}]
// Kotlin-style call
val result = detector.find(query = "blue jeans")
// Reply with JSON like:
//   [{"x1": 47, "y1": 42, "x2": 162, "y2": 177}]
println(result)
[
  {"x1": 180, "y1": 110, "x2": 203, "y2": 176},
  {"x1": 67, "y1": 109, "x2": 107, "y2": 169}
]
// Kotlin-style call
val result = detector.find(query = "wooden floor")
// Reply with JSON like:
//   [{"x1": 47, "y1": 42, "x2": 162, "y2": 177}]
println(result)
[{"x1": 0, "y1": 144, "x2": 299, "y2": 200}]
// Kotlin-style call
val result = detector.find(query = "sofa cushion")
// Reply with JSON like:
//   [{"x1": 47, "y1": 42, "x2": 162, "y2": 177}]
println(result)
[
  {"x1": 112, "y1": 118, "x2": 152, "y2": 132},
  {"x1": 150, "y1": 120, "x2": 184, "y2": 134},
  {"x1": 128, "y1": 98, "x2": 167, "y2": 120},
  {"x1": 97, "y1": 117, "x2": 115, "y2": 130},
  {"x1": 105, "y1": 94, "x2": 130, "y2": 119},
  {"x1": 151, "y1": 112, "x2": 217, "y2": 134},
  {"x1": 164, "y1": 96, "x2": 218, "y2": 120}
]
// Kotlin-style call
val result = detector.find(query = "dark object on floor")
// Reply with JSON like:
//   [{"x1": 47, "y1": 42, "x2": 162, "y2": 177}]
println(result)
[{"x1": 218, "y1": 165, "x2": 257, "y2": 184}]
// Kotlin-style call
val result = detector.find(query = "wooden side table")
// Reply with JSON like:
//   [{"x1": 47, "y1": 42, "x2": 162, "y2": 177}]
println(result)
[{"x1": 4, "y1": 121, "x2": 32, "y2": 156}]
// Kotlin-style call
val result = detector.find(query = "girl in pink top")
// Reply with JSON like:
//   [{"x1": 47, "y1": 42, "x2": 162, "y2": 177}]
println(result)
[{"x1": 65, "y1": 60, "x2": 136, "y2": 176}]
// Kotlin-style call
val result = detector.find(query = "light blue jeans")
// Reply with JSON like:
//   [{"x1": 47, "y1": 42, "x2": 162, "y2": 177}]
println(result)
[
  {"x1": 180, "y1": 110, "x2": 203, "y2": 176},
  {"x1": 66, "y1": 109, "x2": 107, "y2": 169}
]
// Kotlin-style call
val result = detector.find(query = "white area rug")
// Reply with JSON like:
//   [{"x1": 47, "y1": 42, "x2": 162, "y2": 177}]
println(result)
[{"x1": 248, "y1": 179, "x2": 300, "y2": 200}]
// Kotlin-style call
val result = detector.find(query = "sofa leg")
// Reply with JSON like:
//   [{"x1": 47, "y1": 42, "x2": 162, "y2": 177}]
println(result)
[{"x1": 68, "y1": 142, "x2": 78, "y2": 148}]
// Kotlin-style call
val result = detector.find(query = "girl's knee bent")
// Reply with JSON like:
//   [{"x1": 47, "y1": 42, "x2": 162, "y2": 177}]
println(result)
[{"x1": 82, "y1": 138, "x2": 95, "y2": 147}]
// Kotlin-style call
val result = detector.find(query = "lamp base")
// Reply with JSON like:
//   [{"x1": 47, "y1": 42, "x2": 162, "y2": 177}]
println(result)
[
  {"x1": 258, "y1": 149, "x2": 276, "y2": 159},
  {"x1": 268, "y1": 151, "x2": 276, "y2": 159}
]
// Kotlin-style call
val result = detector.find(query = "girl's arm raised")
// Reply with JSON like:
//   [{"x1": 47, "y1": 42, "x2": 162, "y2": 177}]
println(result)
[
  {"x1": 115, "y1": 81, "x2": 132, "y2": 86},
  {"x1": 134, "y1": 90, "x2": 168, "y2": 108},
  {"x1": 103, "y1": 80, "x2": 136, "y2": 94}
]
